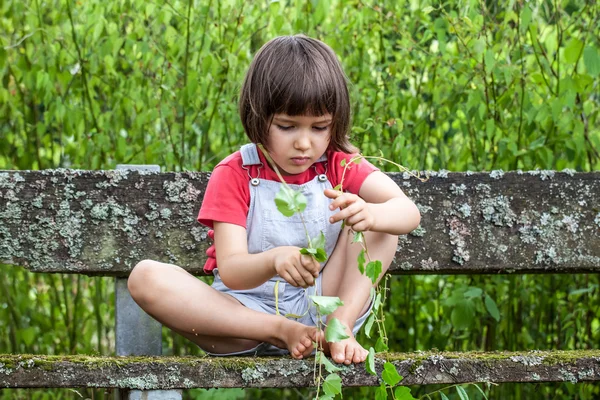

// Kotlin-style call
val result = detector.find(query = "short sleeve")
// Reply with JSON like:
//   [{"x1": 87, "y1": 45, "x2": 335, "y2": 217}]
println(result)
[{"x1": 197, "y1": 163, "x2": 250, "y2": 229}]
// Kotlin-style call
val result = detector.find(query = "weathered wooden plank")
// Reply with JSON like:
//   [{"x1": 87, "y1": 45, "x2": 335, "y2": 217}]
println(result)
[
  {"x1": 1, "y1": 350, "x2": 599, "y2": 389},
  {"x1": 1, "y1": 170, "x2": 599, "y2": 276}
]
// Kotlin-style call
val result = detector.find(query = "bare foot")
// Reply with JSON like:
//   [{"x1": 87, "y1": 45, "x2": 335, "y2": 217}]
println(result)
[
  {"x1": 324, "y1": 327, "x2": 368, "y2": 365},
  {"x1": 275, "y1": 319, "x2": 323, "y2": 360}
]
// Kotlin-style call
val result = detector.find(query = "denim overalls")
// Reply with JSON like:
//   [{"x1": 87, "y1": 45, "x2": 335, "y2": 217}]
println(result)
[{"x1": 210, "y1": 144, "x2": 369, "y2": 356}]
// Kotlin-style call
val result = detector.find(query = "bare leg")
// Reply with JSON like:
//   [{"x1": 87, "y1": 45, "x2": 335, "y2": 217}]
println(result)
[
  {"x1": 321, "y1": 227, "x2": 398, "y2": 364},
  {"x1": 127, "y1": 260, "x2": 322, "y2": 359}
]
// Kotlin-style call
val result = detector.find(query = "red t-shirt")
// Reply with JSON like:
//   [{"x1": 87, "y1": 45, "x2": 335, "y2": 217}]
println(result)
[{"x1": 197, "y1": 148, "x2": 378, "y2": 272}]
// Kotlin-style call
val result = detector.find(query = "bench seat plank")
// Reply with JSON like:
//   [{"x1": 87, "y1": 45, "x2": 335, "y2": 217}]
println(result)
[
  {"x1": 1, "y1": 350, "x2": 599, "y2": 388},
  {"x1": 1, "y1": 170, "x2": 599, "y2": 276}
]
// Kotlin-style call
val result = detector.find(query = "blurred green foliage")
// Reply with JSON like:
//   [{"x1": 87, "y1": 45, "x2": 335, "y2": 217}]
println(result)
[{"x1": 1, "y1": 0, "x2": 599, "y2": 399}]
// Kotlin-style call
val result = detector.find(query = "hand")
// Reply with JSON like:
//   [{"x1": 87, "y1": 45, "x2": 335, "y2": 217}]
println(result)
[
  {"x1": 324, "y1": 188, "x2": 375, "y2": 232},
  {"x1": 272, "y1": 246, "x2": 320, "y2": 288}
]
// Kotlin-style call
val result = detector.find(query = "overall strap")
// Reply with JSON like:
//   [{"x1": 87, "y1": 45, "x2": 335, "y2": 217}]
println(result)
[{"x1": 240, "y1": 143, "x2": 261, "y2": 166}]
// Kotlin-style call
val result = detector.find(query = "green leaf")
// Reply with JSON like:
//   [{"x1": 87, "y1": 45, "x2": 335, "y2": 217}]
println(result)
[
  {"x1": 313, "y1": 248, "x2": 328, "y2": 262},
  {"x1": 520, "y1": 5, "x2": 532, "y2": 34},
  {"x1": 456, "y1": 386, "x2": 469, "y2": 400},
  {"x1": 564, "y1": 38, "x2": 584, "y2": 65},
  {"x1": 364, "y1": 312, "x2": 376, "y2": 338},
  {"x1": 366, "y1": 260, "x2": 382, "y2": 284},
  {"x1": 375, "y1": 384, "x2": 387, "y2": 400},
  {"x1": 357, "y1": 249, "x2": 366, "y2": 274},
  {"x1": 451, "y1": 300, "x2": 476, "y2": 330},
  {"x1": 472, "y1": 383, "x2": 489, "y2": 399},
  {"x1": 395, "y1": 386, "x2": 415, "y2": 400},
  {"x1": 463, "y1": 287, "x2": 483, "y2": 298},
  {"x1": 352, "y1": 231, "x2": 364, "y2": 243},
  {"x1": 311, "y1": 231, "x2": 327, "y2": 250},
  {"x1": 374, "y1": 336, "x2": 389, "y2": 352},
  {"x1": 311, "y1": 296, "x2": 344, "y2": 315},
  {"x1": 325, "y1": 318, "x2": 350, "y2": 342},
  {"x1": 366, "y1": 347, "x2": 376, "y2": 375},
  {"x1": 485, "y1": 294, "x2": 501, "y2": 321},
  {"x1": 584, "y1": 46, "x2": 600, "y2": 77},
  {"x1": 440, "y1": 392, "x2": 450, "y2": 400},
  {"x1": 301, "y1": 247, "x2": 327, "y2": 262},
  {"x1": 373, "y1": 292, "x2": 382, "y2": 311},
  {"x1": 422, "y1": 6, "x2": 435, "y2": 14},
  {"x1": 318, "y1": 351, "x2": 342, "y2": 373},
  {"x1": 323, "y1": 373, "x2": 342, "y2": 396},
  {"x1": 274, "y1": 186, "x2": 306, "y2": 217},
  {"x1": 485, "y1": 49, "x2": 496, "y2": 72},
  {"x1": 382, "y1": 362, "x2": 402, "y2": 386},
  {"x1": 340, "y1": 159, "x2": 347, "y2": 167}
]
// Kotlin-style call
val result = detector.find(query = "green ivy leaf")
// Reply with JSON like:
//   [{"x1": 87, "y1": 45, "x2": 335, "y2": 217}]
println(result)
[
  {"x1": 340, "y1": 159, "x2": 347, "y2": 167},
  {"x1": 440, "y1": 392, "x2": 450, "y2": 400},
  {"x1": 382, "y1": 362, "x2": 402, "y2": 386},
  {"x1": 485, "y1": 294, "x2": 501, "y2": 322},
  {"x1": 352, "y1": 231, "x2": 364, "y2": 243},
  {"x1": 357, "y1": 249, "x2": 366, "y2": 274},
  {"x1": 364, "y1": 312, "x2": 375, "y2": 338},
  {"x1": 375, "y1": 336, "x2": 389, "y2": 352},
  {"x1": 366, "y1": 260, "x2": 382, "y2": 284},
  {"x1": 311, "y1": 296, "x2": 344, "y2": 315},
  {"x1": 373, "y1": 291, "x2": 382, "y2": 310},
  {"x1": 375, "y1": 383, "x2": 387, "y2": 400},
  {"x1": 310, "y1": 231, "x2": 326, "y2": 250},
  {"x1": 274, "y1": 186, "x2": 306, "y2": 217},
  {"x1": 323, "y1": 373, "x2": 342, "y2": 396},
  {"x1": 366, "y1": 347, "x2": 376, "y2": 375},
  {"x1": 456, "y1": 386, "x2": 469, "y2": 400},
  {"x1": 394, "y1": 386, "x2": 415, "y2": 400},
  {"x1": 300, "y1": 247, "x2": 327, "y2": 262},
  {"x1": 325, "y1": 318, "x2": 350, "y2": 343},
  {"x1": 317, "y1": 351, "x2": 342, "y2": 373}
]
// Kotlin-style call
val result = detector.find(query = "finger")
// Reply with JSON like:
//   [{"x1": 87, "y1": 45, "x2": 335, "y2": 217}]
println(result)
[
  {"x1": 279, "y1": 271, "x2": 298, "y2": 287},
  {"x1": 323, "y1": 188, "x2": 342, "y2": 200},
  {"x1": 297, "y1": 265, "x2": 315, "y2": 287},
  {"x1": 300, "y1": 255, "x2": 320, "y2": 277},
  {"x1": 289, "y1": 268, "x2": 308, "y2": 288},
  {"x1": 328, "y1": 194, "x2": 353, "y2": 211}
]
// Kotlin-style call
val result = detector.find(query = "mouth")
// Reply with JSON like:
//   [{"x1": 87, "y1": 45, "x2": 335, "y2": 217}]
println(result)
[{"x1": 290, "y1": 157, "x2": 311, "y2": 166}]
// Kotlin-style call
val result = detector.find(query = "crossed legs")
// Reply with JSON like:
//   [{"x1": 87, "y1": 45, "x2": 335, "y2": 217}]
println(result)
[
  {"x1": 127, "y1": 228, "x2": 396, "y2": 363},
  {"x1": 127, "y1": 261, "x2": 321, "y2": 359}
]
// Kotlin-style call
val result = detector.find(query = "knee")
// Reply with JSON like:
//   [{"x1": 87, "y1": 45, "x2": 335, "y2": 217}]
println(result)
[
  {"x1": 128, "y1": 259, "x2": 162, "y2": 304},
  {"x1": 364, "y1": 231, "x2": 398, "y2": 264}
]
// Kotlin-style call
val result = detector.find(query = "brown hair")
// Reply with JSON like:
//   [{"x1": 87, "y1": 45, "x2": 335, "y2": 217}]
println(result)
[{"x1": 239, "y1": 35, "x2": 358, "y2": 153}]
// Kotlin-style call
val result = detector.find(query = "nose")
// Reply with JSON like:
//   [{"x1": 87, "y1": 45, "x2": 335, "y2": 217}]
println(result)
[{"x1": 294, "y1": 131, "x2": 311, "y2": 151}]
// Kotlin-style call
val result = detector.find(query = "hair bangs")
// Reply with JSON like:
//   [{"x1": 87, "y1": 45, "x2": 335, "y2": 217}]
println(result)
[{"x1": 272, "y1": 64, "x2": 337, "y2": 118}]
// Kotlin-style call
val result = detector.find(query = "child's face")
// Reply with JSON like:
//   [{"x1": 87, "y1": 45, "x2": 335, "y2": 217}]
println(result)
[{"x1": 266, "y1": 113, "x2": 332, "y2": 175}]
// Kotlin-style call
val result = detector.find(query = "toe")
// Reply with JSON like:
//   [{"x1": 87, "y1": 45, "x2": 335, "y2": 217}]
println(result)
[{"x1": 344, "y1": 346, "x2": 354, "y2": 365}]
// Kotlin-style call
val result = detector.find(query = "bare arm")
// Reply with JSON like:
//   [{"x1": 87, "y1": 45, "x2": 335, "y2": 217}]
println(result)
[
  {"x1": 326, "y1": 171, "x2": 421, "y2": 235},
  {"x1": 213, "y1": 222, "x2": 320, "y2": 290}
]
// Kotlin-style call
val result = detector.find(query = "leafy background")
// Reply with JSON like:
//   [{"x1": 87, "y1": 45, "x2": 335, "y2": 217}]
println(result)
[{"x1": 1, "y1": 0, "x2": 599, "y2": 398}]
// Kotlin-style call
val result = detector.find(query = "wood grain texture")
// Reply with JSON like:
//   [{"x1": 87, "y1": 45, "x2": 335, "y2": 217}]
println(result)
[{"x1": 1, "y1": 170, "x2": 599, "y2": 276}]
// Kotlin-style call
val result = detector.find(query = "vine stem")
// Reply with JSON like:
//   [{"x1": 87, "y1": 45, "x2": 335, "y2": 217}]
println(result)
[{"x1": 257, "y1": 144, "x2": 313, "y2": 246}]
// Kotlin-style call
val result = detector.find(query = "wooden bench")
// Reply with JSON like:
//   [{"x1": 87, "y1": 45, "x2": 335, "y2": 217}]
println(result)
[{"x1": 1, "y1": 167, "x2": 600, "y2": 398}]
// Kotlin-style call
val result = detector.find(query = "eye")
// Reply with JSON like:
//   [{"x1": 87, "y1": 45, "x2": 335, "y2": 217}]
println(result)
[
  {"x1": 313, "y1": 126, "x2": 329, "y2": 131},
  {"x1": 276, "y1": 125, "x2": 293, "y2": 131}
]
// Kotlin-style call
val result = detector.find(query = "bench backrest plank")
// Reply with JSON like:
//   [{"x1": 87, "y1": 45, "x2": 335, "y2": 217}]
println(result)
[{"x1": 1, "y1": 170, "x2": 599, "y2": 276}]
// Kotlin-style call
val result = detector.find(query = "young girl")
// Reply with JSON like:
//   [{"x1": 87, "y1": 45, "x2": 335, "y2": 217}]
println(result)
[{"x1": 128, "y1": 35, "x2": 421, "y2": 365}]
